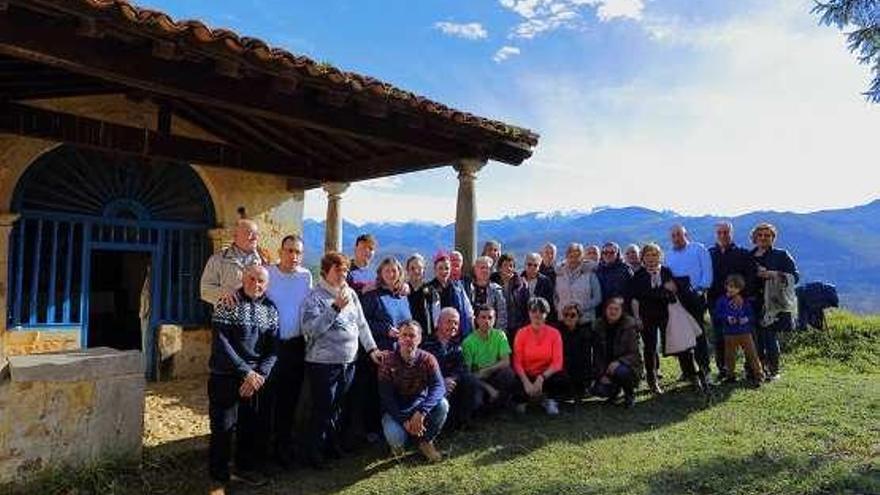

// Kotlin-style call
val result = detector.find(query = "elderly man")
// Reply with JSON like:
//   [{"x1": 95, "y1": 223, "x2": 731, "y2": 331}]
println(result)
[
  {"x1": 464, "y1": 256, "x2": 508, "y2": 331},
  {"x1": 539, "y1": 242, "x2": 558, "y2": 288},
  {"x1": 623, "y1": 244, "x2": 642, "y2": 273},
  {"x1": 522, "y1": 252, "x2": 555, "y2": 322},
  {"x1": 265, "y1": 234, "x2": 312, "y2": 468},
  {"x1": 421, "y1": 308, "x2": 481, "y2": 430},
  {"x1": 665, "y1": 224, "x2": 714, "y2": 382},
  {"x1": 208, "y1": 265, "x2": 278, "y2": 486},
  {"x1": 708, "y1": 222, "x2": 757, "y2": 378},
  {"x1": 378, "y1": 320, "x2": 448, "y2": 462},
  {"x1": 481, "y1": 240, "x2": 502, "y2": 284},
  {"x1": 450, "y1": 250, "x2": 465, "y2": 281},
  {"x1": 200, "y1": 219, "x2": 263, "y2": 308}
]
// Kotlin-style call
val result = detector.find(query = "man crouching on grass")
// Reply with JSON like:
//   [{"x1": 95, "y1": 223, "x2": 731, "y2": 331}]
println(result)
[
  {"x1": 378, "y1": 320, "x2": 448, "y2": 462},
  {"x1": 208, "y1": 264, "x2": 278, "y2": 488}
]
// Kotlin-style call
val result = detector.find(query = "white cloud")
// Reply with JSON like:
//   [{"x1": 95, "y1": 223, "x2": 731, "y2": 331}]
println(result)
[
  {"x1": 304, "y1": 177, "x2": 457, "y2": 224},
  {"x1": 493, "y1": 45, "x2": 522, "y2": 62},
  {"x1": 304, "y1": 0, "x2": 880, "y2": 223},
  {"x1": 483, "y1": 0, "x2": 880, "y2": 218},
  {"x1": 434, "y1": 21, "x2": 488, "y2": 40},
  {"x1": 590, "y1": 0, "x2": 645, "y2": 22},
  {"x1": 500, "y1": 0, "x2": 645, "y2": 39}
]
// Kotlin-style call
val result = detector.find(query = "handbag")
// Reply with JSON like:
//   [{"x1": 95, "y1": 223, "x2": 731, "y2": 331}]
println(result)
[{"x1": 665, "y1": 300, "x2": 702, "y2": 355}]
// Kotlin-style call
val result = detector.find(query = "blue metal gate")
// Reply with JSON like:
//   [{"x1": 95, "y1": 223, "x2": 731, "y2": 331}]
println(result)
[{"x1": 6, "y1": 146, "x2": 216, "y2": 377}]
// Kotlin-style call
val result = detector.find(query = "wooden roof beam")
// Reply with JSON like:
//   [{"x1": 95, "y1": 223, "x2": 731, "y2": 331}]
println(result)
[
  {"x1": 0, "y1": 101, "x2": 337, "y2": 180},
  {"x1": 0, "y1": 11, "x2": 490, "y2": 161}
]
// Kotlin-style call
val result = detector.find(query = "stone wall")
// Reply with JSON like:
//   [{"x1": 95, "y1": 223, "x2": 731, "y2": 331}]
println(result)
[
  {"x1": 0, "y1": 348, "x2": 144, "y2": 484},
  {"x1": 2, "y1": 330, "x2": 80, "y2": 357},
  {"x1": 160, "y1": 326, "x2": 212, "y2": 380},
  {"x1": 194, "y1": 164, "x2": 306, "y2": 263}
]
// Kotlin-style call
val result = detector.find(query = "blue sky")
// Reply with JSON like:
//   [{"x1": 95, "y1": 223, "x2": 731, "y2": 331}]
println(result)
[{"x1": 143, "y1": 0, "x2": 880, "y2": 224}]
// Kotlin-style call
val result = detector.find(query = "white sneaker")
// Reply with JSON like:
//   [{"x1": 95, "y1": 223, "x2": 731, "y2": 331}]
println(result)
[{"x1": 542, "y1": 398, "x2": 559, "y2": 416}]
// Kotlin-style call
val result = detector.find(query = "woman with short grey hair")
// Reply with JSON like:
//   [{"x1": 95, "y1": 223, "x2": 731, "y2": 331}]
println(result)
[{"x1": 300, "y1": 252, "x2": 384, "y2": 468}]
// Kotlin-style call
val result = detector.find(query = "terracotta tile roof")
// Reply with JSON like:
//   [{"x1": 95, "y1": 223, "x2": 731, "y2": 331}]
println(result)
[{"x1": 53, "y1": 0, "x2": 539, "y2": 148}]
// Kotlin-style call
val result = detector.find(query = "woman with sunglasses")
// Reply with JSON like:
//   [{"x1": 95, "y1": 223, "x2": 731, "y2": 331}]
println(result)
[
  {"x1": 596, "y1": 242, "x2": 634, "y2": 316},
  {"x1": 557, "y1": 302, "x2": 592, "y2": 400}
]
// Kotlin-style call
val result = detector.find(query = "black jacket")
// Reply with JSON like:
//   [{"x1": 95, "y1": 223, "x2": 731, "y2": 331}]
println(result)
[
  {"x1": 627, "y1": 266, "x2": 676, "y2": 324},
  {"x1": 708, "y1": 243, "x2": 757, "y2": 303},
  {"x1": 596, "y1": 259, "x2": 634, "y2": 303},
  {"x1": 521, "y1": 272, "x2": 556, "y2": 318},
  {"x1": 592, "y1": 315, "x2": 643, "y2": 380}
]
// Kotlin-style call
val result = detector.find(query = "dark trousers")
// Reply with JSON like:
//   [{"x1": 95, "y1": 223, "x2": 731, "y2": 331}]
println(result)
[
  {"x1": 591, "y1": 362, "x2": 639, "y2": 398},
  {"x1": 640, "y1": 317, "x2": 662, "y2": 386},
  {"x1": 270, "y1": 336, "x2": 306, "y2": 457},
  {"x1": 708, "y1": 298, "x2": 728, "y2": 373},
  {"x1": 476, "y1": 366, "x2": 518, "y2": 408},
  {"x1": 561, "y1": 322, "x2": 592, "y2": 396},
  {"x1": 342, "y1": 351, "x2": 381, "y2": 445},
  {"x1": 208, "y1": 374, "x2": 271, "y2": 481},
  {"x1": 512, "y1": 371, "x2": 570, "y2": 403},
  {"x1": 679, "y1": 290, "x2": 712, "y2": 375},
  {"x1": 447, "y1": 372, "x2": 482, "y2": 428},
  {"x1": 306, "y1": 362, "x2": 356, "y2": 459},
  {"x1": 674, "y1": 350, "x2": 699, "y2": 378}
]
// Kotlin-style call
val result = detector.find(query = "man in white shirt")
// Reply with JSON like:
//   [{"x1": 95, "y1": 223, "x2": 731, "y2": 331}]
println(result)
[
  {"x1": 666, "y1": 224, "x2": 714, "y2": 383},
  {"x1": 266, "y1": 234, "x2": 313, "y2": 468}
]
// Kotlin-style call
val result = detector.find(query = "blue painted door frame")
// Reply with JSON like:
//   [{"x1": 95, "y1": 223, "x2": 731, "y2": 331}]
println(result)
[{"x1": 82, "y1": 239, "x2": 162, "y2": 379}]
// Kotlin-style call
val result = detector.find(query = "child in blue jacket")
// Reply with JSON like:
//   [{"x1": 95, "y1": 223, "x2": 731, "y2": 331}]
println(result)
[{"x1": 713, "y1": 274, "x2": 765, "y2": 385}]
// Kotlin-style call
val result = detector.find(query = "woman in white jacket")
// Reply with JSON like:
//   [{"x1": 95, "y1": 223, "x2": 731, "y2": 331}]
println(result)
[{"x1": 555, "y1": 243, "x2": 602, "y2": 326}]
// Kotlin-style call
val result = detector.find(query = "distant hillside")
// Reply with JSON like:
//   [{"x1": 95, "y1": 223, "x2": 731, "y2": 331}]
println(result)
[{"x1": 302, "y1": 200, "x2": 880, "y2": 313}]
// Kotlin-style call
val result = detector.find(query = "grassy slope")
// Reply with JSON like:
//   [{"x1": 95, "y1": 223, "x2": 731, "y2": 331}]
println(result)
[{"x1": 8, "y1": 311, "x2": 880, "y2": 495}]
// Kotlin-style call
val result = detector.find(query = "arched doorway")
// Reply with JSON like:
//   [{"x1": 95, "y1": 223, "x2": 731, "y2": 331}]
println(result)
[{"x1": 7, "y1": 145, "x2": 215, "y2": 378}]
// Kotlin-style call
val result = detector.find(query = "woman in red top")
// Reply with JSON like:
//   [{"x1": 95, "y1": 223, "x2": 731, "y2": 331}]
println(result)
[{"x1": 512, "y1": 297, "x2": 566, "y2": 416}]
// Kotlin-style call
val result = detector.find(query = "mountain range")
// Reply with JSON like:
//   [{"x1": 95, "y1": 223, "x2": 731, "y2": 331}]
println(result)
[{"x1": 302, "y1": 200, "x2": 880, "y2": 313}]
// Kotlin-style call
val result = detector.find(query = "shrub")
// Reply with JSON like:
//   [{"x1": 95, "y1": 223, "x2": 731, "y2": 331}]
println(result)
[{"x1": 785, "y1": 310, "x2": 880, "y2": 373}]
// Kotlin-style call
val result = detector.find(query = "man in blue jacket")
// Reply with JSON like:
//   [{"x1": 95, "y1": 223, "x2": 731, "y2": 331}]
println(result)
[{"x1": 207, "y1": 264, "x2": 278, "y2": 487}]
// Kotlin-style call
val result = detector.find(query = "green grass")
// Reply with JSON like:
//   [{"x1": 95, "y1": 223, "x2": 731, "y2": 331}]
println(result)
[{"x1": 6, "y1": 311, "x2": 880, "y2": 495}]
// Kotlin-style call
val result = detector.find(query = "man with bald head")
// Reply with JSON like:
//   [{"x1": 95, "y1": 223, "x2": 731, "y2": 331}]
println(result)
[
  {"x1": 208, "y1": 264, "x2": 279, "y2": 486},
  {"x1": 665, "y1": 224, "x2": 714, "y2": 384},
  {"x1": 201, "y1": 219, "x2": 264, "y2": 308},
  {"x1": 421, "y1": 307, "x2": 481, "y2": 430}
]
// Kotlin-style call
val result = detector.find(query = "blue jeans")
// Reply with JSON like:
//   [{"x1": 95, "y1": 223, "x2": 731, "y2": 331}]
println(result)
[
  {"x1": 382, "y1": 398, "x2": 449, "y2": 449},
  {"x1": 590, "y1": 363, "x2": 638, "y2": 398},
  {"x1": 306, "y1": 362, "x2": 356, "y2": 458}
]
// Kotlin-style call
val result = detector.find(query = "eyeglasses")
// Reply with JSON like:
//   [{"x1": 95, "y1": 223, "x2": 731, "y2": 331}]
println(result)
[
  {"x1": 601, "y1": 250, "x2": 616, "y2": 255},
  {"x1": 563, "y1": 312, "x2": 578, "y2": 318}
]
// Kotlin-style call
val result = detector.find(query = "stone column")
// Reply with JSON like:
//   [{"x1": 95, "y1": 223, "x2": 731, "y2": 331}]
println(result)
[
  {"x1": 0, "y1": 213, "x2": 20, "y2": 361},
  {"x1": 454, "y1": 159, "x2": 486, "y2": 273},
  {"x1": 323, "y1": 182, "x2": 350, "y2": 254}
]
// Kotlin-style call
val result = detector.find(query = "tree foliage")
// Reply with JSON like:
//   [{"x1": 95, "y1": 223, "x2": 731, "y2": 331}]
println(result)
[{"x1": 813, "y1": 0, "x2": 880, "y2": 102}]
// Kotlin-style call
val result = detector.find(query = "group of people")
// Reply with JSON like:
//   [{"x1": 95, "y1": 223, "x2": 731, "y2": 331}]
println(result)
[{"x1": 199, "y1": 218, "x2": 799, "y2": 487}]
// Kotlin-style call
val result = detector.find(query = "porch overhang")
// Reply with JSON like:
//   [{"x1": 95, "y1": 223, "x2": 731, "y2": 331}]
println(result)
[{"x1": 0, "y1": 0, "x2": 540, "y2": 187}]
